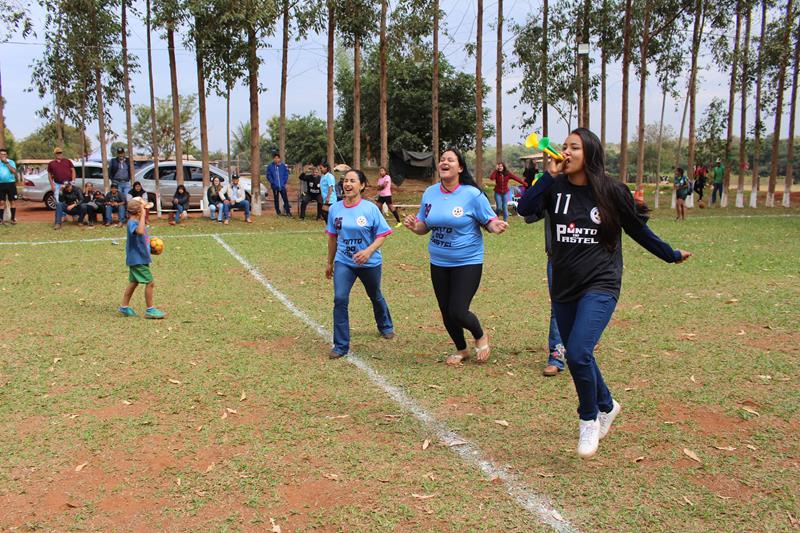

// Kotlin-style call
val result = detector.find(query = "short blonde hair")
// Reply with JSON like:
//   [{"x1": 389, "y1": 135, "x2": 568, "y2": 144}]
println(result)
[{"x1": 127, "y1": 198, "x2": 143, "y2": 215}]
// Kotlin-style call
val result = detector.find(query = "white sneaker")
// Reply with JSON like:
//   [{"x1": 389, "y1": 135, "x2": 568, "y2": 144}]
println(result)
[
  {"x1": 598, "y1": 400, "x2": 621, "y2": 440},
  {"x1": 577, "y1": 418, "x2": 600, "y2": 458}
]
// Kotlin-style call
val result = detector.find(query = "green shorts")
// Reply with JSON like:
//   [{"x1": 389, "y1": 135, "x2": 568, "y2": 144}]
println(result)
[{"x1": 128, "y1": 264, "x2": 153, "y2": 284}]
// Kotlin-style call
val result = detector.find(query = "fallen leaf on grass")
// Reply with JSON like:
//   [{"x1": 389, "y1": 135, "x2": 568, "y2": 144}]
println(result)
[
  {"x1": 426, "y1": 472, "x2": 436, "y2": 481},
  {"x1": 188, "y1": 361, "x2": 197, "y2": 366},
  {"x1": 65, "y1": 501, "x2": 81, "y2": 508},
  {"x1": 53, "y1": 357, "x2": 62, "y2": 364},
  {"x1": 221, "y1": 411, "x2": 228, "y2": 420},
  {"x1": 746, "y1": 444, "x2": 758, "y2": 451},
  {"x1": 168, "y1": 379, "x2": 182, "y2": 385},
  {"x1": 757, "y1": 375, "x2": 772, "y2": 380},
  {"x1": 741, "y1": 406, "x2": 760, "y2": 417},
  {"x1": 240, "y1": 391, "x2": 247, "y2": 402},
  {"x1": 494, "y1": 419, "x2": 510, "y2": 427},
  {"x1": 787, "y1": 511, "x2": 800, "y2": 528},
  {"x1": 737, "y1": 330, "x2": 746, "y2": 336},
  {"x1": 506, "y1": 371, "x2": 515, "y2": 377},
  {"x1": 411, "y1": 493, "x2": 436, "y2": 500},
  {"x1": 422, "y1": 439, "x2": 430, "y2": 450},
  {"x1": 66, "y1": 413, "x2": 79, "y2": 419},
  {"x1": 538, "y1": 472, "x2": 555, "y2": 478},
  {"x1": 204, "y1": 463, "x2": 215, "y2": 473},
  {"x1": 683, "y1": 448, "x2": 702, "y2": 463},
  {"x1": 447, "y1": 440, "x2": 467, "y2": 447},
  {"x1": 196, "y1": 425, "x2": 203, "y2": 432},
  {"x1": 270, "y1": 517, "x2": 282, "y2": 533},
  {"x1": 176, "y1": 478, "x2": 181, "y2": 487},
  {"x1": 690, "y1": 375, "x2": 697, "y2": 383},
  {"x1": 75, "y1": 462, "x2": 88, "y2": 472},
  {"x1": 226, "y1": 408, "x2": 238, "y2": 415},
  {"x1": 428, "y1": 384, "x2": 443, "y2": 390},
  {"x1": 121, "y1": 400, "x2": 132, "y2": 406},
  {"x1": 725, "y1": 298, "x2": 739, "y2": 304},
  {"x1": 325, "y1": 414, "x2": 350, "y2": 420},
  {"x1": 682, "y1": 495, "x2": 694, "y2": 506},
  {"x1": 322, "y1": 473, "x2": 339, "y2": 481},
  {"x1": 633, "y1": 456, "x2": 646, "y2": 463},
  {"x1": 712, "y1": 445, "x2": 736, "y2": 451},
  {"x1": 551, "y1": 510, "x2": 564, "y2": 522}
]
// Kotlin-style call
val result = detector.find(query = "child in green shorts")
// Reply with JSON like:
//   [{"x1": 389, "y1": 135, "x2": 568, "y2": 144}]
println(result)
[{"x1": 119, "y1": 198, "x2": 165, "y2": 319}]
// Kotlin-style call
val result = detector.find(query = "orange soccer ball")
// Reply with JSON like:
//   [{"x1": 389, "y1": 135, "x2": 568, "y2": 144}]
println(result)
[
  {"x1": 150, "y1": 236, "x2": 165, "y2": 255},
  {"x1": 698, "y1": 200, "x2": 706, "y2": 209}
]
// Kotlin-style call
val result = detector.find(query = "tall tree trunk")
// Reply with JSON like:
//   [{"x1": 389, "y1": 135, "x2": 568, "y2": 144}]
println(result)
[
  {"x1": 737, "y1": 6, "x2": 751, "y2": 207},
  {"x1": 475, "y1": 0, "x2": 484, "y2": 185},
  {"x1": 541, "y1": 0, "x2": 548, "y2": 137},
  {"x1": 94, "y1": 67, "x2": 110, "y2": 193},
  {"x1": 581, "y1": 0, "x2": 590, "y2": 127},
  {"x1": 121, "y1": 0, "x2": 135, "y2": 184},
  {"x1": 167, "y1": 25, "x2": 183, "y2": 185},
  {"x1": 379, "y1": 0, "x2": 388, "y2": 169},
  {"x1": 769, "y1": 0, "x2": 794, "y2": 206},
  {"x1": 279, "y1": 0, "x2": 289, "y2": 161},
  {"x1": 619, "y1": 0, "x2": 633, "y2": 181},
  {"x1": 353, "y1": 34, "x2": 362, "y2": 169},
  {"x1": 654, "y1": 89, "x2": 667, "y2": 209},
  {"x1": 783, "y1": 16, "x2": 800, "y2": 207},
  {"x1": 327, "y1": 1, "x2": 336, "y2": 166},
  {"x1": 226, "y1": 84, "x2": 231, "y2": 173},
  {"x1": 146, "y1": 0, "x2": 160, "y2": 215},
  {"x1": 721, "y1": 0, "x2": 742, "y2": 207},
  {"x1": 248, "y1": 28, "x2": 262, "y2": 215},
  {"x1": 687, "y1": 1, "x2": 704, "y2": 186},
  {"x1": 635, "y1": 4, "x2": 651, "y2": 189},
  {"x1": 750, "y1": 0, "x2": 767, "y2": 207},
  {"x1": 495, "y1": 0, "x2": 502, "y2": 163},
  {"x1": 432, "y1": 0, "x2": 440, "y2": 179},
  {"x1": 0, "y1": 67, "x2": 5, "y2": 152},
  {"x1": 196, "y1": 33, "x2": 210, "y2": 190},
  {"x1": 673, "y1": 84, "x2": 690, "y2": 209}
]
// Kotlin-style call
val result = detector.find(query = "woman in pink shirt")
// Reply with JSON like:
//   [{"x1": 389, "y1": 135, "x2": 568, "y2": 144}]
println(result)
[
  {"x1": 488, "y1": 162, "x2": 525, "y2": 221},
  {"x1": 375, "y1": 166, "x2": 402, "y2": 227}
]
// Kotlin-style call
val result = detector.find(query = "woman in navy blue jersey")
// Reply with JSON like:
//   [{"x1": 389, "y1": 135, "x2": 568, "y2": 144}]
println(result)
[{"x1": 518, "y1": 128, "x2": 691, "y2": 459}]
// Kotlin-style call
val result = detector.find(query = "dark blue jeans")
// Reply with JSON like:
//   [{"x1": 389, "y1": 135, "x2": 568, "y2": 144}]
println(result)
[
  {"x1": 272, "y1": 187, "x2": 291, "y2": 215},
  {"x1": 546, "y1": 259, "x2": 565, "y2": 369},
  {"x1": 552, "y1": 291, "x2": 617, "y2": 421},
  {"x1": 332, "y1": 262, "x2": 393, "y2": 356},
  {"x1": 230, "y1": 200, "x2": 251, "y2": 219},
  {"x1": 105, "y1": 204, "x2": 126, "y2": 224},
  {"x1": 173, "y1": 203, "x2": 186, "y2": 223},
  {"x1": 711, "y1": 182, "x2": 723, "y2": 204}
]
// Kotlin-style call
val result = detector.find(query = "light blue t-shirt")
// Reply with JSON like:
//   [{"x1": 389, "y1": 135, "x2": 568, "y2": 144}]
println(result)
[
  {"x1": 326, "y1": 198, "x2": 392, "y2": 268},
  {"x1": 416, "y1": 183, "x2": 497, "y2": 267},
  {"x1": 126, "y1": 219, "x2": 151, "y2": 266},
  {"x1": 320, "y1": 172, "x2": 338, "y2": 203},
  {"x1": 0, "y1": 160, "x2": 16, "y2": 183}
]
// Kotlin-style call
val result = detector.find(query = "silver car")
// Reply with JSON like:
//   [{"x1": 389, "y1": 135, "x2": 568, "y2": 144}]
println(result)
[{"x1": 22, "y1": 160, "x2": 264, "y2": 210}]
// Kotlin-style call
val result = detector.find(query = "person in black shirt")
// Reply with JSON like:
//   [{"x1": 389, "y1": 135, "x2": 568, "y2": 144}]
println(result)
[
  {"x1": 170, "y1": 184, "x2": 190, "y2": 225},
  {"x1": 518, "y1": 128, "x2": 691, "y2": 459},
  {"x1": 299, "y1": 164, "x2": 323, "y2": 220}
]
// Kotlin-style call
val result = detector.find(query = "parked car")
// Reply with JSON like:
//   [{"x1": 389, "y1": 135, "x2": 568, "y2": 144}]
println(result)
[{"x1": 22, "y1": 160, "x2": 265, "y2": 210}]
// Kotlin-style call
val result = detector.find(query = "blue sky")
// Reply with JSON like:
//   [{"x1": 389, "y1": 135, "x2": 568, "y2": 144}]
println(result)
[{"x1": 0, "y1": 0, "x2": 783, "y2": 158}]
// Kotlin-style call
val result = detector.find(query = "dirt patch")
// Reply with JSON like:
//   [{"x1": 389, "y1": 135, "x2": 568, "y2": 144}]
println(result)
[
  {"x1": 237, "y1": 336, "x2": 297, "y2": 353},
  {"x1": 85, "y1": 399, "x2": 149, "y2": 419},
  {"x1": 661, "y1": 402, "x2": 748, "y2": 438},
  {"x1": 437, "y1": 395, "x2": 488, "y2": 417},
  {"x1": 692, "y1": 473, "x2": 759, "y2": 502}
]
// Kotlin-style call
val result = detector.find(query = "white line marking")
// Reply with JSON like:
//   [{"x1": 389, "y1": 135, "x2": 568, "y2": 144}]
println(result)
[
  {"x1": 0, "y1": 229, "x2": 322, "y2": 246},
  {"x1": 212, "y1": 234, "x2": 578, "y2": 533}
]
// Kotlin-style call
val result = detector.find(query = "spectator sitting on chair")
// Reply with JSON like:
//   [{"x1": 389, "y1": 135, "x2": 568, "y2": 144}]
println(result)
[
  {"x1": 127, "y1": 181, "x2": 150, "y2": 224},
  {"x1": 105, "y1": 183, "x2": 126, "y2": 227},
  {"x1": 91, "y1": 186, "x2": 108, "y2": 225},
  {"x1": 170, "y1": 184, "x2": 190, "y2": 226},
  {"x1": 267, "y1": 153, "x2": 292, "y2": 216},
  {"x1": 206, "y1": 176, "x2": 226, "y2": 222},
  {"x1": 55, "y1": 181, "x2": 87, "y2": 228},
  {"x1": 222, "y1": 173, "x2": 252, "y2": 223},
  {"x1": 80, "y1": 182, "x2": 99, "y2": 227},
  {"x1": 299, "y1": 164, "x2": 323, "y2": 220}
]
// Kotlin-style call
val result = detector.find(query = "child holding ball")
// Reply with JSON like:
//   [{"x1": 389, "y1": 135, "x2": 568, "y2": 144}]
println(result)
[{"x1": 118, "y1": 198, "x2": 165, "y2": 319}]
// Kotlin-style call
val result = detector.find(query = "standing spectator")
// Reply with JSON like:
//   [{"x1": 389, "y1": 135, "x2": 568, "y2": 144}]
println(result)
[
  {"x1": 319, "y1": 162, "x2": 337, "y2": 222},
  {"x1": 55, "y1": 181, "x2": 87, "y2": 229},
  {"x1": 48, "y1": 147, "x2": 76, "y2": 227},
  {"x1": 109, "y1": 147, "x2": 133, "y2": 197},
  {"x1": 266, "y1": 153, "x2": 292, "y2": 216},
  {"x1": 0, "y1": 147, "x2": 18, "y2": 224},
  {"x1": 711, "y1": 158, "x2": 724, "y2": 205},
  {"x1": 206, "y1": 176, "x2": 226, "y2": 222},
  {"x1": 80, "y1": 182, "x2": 99, "y2": 227},
  {"x1": 375, "y1": 166, "x2": 402, "y2": 227},
  {"x1": 299, "y1": 164, "x2": 323, "y2": 220},
  {"x1": 221, "y1": 173, "x2": 252, "y2": 223},
  {"x1": 169, "y1": 184, "x2": 190, "y2": 226},
  {"x1": 488, "y1": 162, "x2": 526, "y2": 222},
  {"x1": 105, "y1": 183, "x2": 126, "y2": 227}
]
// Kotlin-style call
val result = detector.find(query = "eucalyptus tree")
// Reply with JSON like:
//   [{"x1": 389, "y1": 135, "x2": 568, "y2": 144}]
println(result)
[
  {"x1": 154, "y1": 0, "x2": 185, "y2": 183},
  {"x1": 736, "y1": 2, "x2": 753, "y2": 207},
  {"x1": 475, "y1": 0, "x2": 484, "y2": 183},
  {"x1": 767, "y1": 0, "x2": 794, "y2": 207},
  {"x1": 749, "y1": 0, "x2": 767, "y2": 207},
  {"x1": 594, "y1": 0, "x2": 623, "y2": 145},
  {"x1": 782, "y1": 12, "x2": 799, "y2": 207},
  {"x1": 145, "y1": 0, "x2": 160, "y2": 207},
  {"x1": 720, "y1": 0, "x2": 743, "y2": 207},
  {"x1": 0, "y1": 1, "x2": 33, "y2": 148},
  {"x1": 685, "y1": 0, "x2": 705, "y2": 188},
  {"x1": 121, "y1": 0, "x2": 136, "y2": 184}
]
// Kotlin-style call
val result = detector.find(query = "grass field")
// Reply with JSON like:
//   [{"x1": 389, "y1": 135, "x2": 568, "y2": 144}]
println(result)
[{"x1": 1, "y1": 205, "x2": 799, "y2": 532}]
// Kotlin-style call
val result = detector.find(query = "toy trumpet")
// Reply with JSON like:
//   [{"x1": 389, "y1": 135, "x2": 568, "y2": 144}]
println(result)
[{"x1": 525, "y1": 133, "x2": 565, "y2": 161}]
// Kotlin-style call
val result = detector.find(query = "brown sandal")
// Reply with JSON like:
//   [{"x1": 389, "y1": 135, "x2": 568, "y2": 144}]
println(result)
[
  {"x1": 445, "y1": 353, "x2": 469, "y2": 366},
  {"x1": 474, "y1": 343, "x2": 491, "y2": 364}
]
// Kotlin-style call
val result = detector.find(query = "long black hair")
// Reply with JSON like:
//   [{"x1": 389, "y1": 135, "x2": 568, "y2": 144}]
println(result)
[
  {"x1": 570, "y1": 128, "x2": 625, "y2": 251},
  {"x1": 345, "y1": 168, "x2": 368, "y2": 193},
  {"x1": 441, "y1": 146, "x2": 480, "y2": 189}
]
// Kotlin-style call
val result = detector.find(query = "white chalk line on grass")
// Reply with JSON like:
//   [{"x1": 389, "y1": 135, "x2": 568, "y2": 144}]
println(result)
[
  {"x1": 212, "y1": 234, "x2": 578, "y2": 533},
  {"x1": 0, "y1": 229, "x2": 322, "y2": 246}
]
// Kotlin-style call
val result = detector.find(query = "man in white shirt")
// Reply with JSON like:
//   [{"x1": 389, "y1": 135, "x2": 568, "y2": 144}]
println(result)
[{"x1": 221, "y1": 174, "x2": 253, "y2": 223}]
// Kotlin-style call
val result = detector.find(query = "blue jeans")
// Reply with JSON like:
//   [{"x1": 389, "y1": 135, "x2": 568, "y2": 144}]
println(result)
[
  {"x1": 118, "y1": 182, "x2": 131, "y2": 198},
  {"x1": 546, "y1": 260, "x2": 565, "y2": 369},
  {"x1": 272, "y1": 187, "x2": 291, "y2": 215},
  {"x1": 105, "y1": 204, "x2": 126, "y2": 224},
  {"x1": 56, "y1": 203, "x2": 86, "y2": 224},
  {"x1": 494, "y1": 191, "x2": 510, "y2": 221},
  {"x1": 230, "y1": 200, "x2": 250, "y2": 219},
  {"x1": 173, "y1": 203, "x2": 185, "y2": 223},
  {"x1": 332, "y1": 262, "x2": 393, "y2": 356},
  {"x1": 552, "y1": 291, "x2": 617, "y2": 421},
  {"x1": 209, "y1": 203, "x2": 228, "y2": 221},
  {"x1": 711, "y1": 182, "x2": 723, "y2": 204}
]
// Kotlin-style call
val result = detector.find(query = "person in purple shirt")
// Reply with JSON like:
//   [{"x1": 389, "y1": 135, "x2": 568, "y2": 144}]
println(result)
[
  {"x1": 325, "y1": 169, "x2": 395, "y2": 359},
  {"x1": 266, "y1": 153, "x2": 292, "y2": 217},
  {"x1": 403, "y1": 147, "x2": 508, "y2": 366}
]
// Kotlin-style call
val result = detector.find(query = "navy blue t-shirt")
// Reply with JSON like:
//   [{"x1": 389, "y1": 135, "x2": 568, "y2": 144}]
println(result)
[{"x1": 126, "y1": 219, "x2": 151, "y2": 266}]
